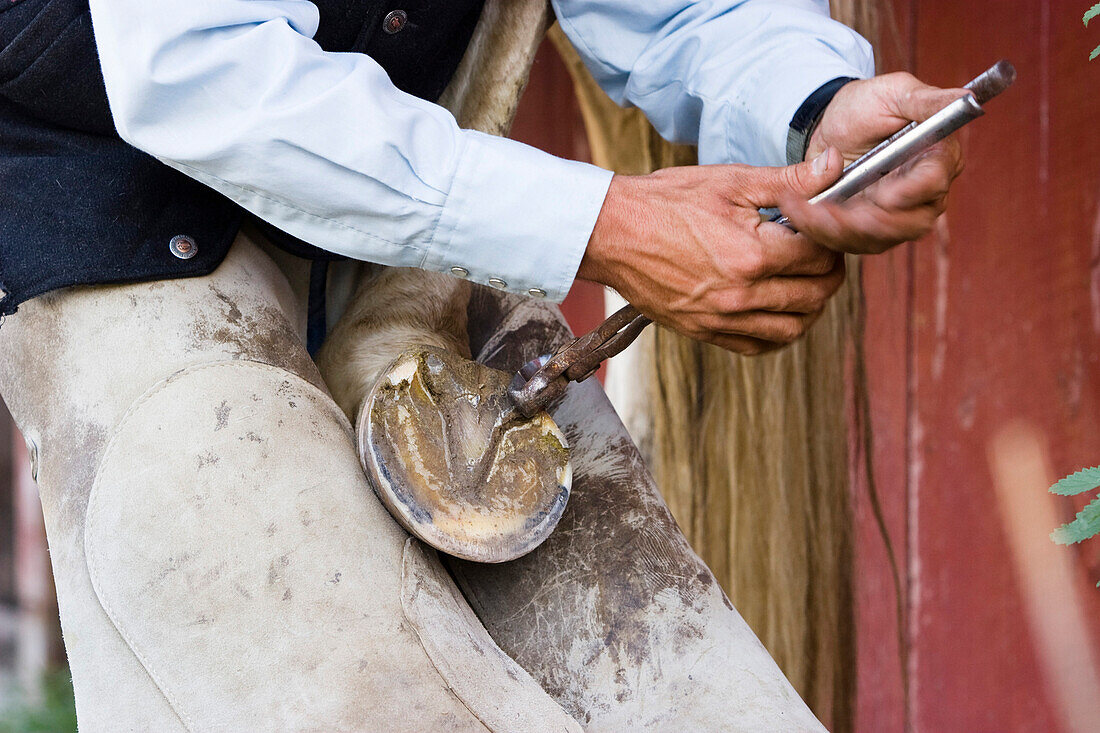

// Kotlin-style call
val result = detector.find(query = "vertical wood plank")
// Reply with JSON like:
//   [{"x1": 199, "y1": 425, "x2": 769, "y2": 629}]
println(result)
[
  {"x1": 855, "y1": 246, "x2": 912, "y2": 733},
  {"x1": 905, "y1": 1, "x2": 1100, "y2": 730},
  {"x1": 0, "y1": 403, "x2": 13, "y2": 605},
  {"x1": 852, "y1": 1, "x2": 914, "y2": 729},
  {"x1": 510, "y1": 39, "x2": 606, "y2": 357},
  {"x1": 12, "y1": 432, "x2": 60, "y2": 690}
]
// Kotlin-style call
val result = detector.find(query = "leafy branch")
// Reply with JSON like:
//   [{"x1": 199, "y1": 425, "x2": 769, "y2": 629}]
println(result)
[
  {"x1": 1085, "y1": 3, "x2": 1100, "y2": 59},
  {"x1": 1049, "y1": 466, "x2": 1100, "y2": 545}
]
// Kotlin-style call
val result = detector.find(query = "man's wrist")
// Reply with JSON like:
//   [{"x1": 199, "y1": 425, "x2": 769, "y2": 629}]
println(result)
[
  {"x1": 577, "y1": 174, "x2": 634, "y2": 290},
  {"x1": 786, "y1": 76, "x2": 858, "y2": 164}
]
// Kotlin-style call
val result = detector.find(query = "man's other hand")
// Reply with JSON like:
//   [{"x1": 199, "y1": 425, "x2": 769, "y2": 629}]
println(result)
[
  {"x1": 578, "y1": 154, "x2": 846, "y2": 355},
  {"x1": 782, "y1": 72, "x2": 967, "y2": 254}
]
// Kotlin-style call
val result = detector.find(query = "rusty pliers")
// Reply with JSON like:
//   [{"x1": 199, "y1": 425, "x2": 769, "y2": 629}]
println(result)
[{"x1": 508, "y1": 304, "x2": 650, "y2": 417}]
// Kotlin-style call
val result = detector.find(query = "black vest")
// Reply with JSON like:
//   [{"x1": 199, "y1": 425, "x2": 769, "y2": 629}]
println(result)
[{"x1": 0, "y1": 0, "x2": 484, "y2": 317}]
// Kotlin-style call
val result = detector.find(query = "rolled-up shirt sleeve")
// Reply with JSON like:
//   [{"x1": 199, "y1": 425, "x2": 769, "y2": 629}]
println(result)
[
  {"x1": 88, "y1": 0, "x2": 612, "y2": 302},
  {"x1": 553, "y1": 0, "x2": 875, "y2": 166}
]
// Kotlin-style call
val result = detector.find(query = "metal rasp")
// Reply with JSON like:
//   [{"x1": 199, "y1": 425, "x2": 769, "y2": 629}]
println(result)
[{"x1": 770, "y1": 59, "x2": 1016, "y2": 228}]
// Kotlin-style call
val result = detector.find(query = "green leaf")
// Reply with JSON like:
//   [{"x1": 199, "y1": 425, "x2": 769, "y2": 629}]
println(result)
[
  {"x1": 1085, "y1": 3, "x2": 1100, "y2": 26},
  {"x1": 1049, "y1": 465, "x2": 1100, "y2": 495},
  {"x1": 1051, "y1": 496, "x2": 1100, "y2": 544}
]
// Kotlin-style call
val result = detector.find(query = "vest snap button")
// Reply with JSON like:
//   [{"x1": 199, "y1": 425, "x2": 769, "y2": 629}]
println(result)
[
  {"x1": 383, "y1": 10, "x2": 408, "y2": 34},
  {"x1": 487, "y1": 277, "x2": 508, "y2": 290},
  {"x1": 169, "y1": 235, "x2": 198, "y2": 260},
  {"x1": 527, "y1": 288, "x2": 547, "y2": 298},
  {"x1": 450, "y1": 266, "x2": 470, "y2": 278}
]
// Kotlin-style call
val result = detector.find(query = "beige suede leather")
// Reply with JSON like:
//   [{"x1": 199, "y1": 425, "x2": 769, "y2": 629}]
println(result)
[
  {"x1": 449, "y1": 292, "x2": 827, "y2": 732},
  {"x1": 0, "y1": 238, "x2": 315, "y2": 731},
  {"x1": 0, "y1": 235, "x2": 581, "y2": 731}
]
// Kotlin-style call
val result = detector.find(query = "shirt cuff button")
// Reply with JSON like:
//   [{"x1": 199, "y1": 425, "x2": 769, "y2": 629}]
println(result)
[
  {"x1": 449, "y1": 266, "x2": 469, "y2": 278},
  {"x1": 487, "y1": 277, "x2": 508, "y2": 290}
]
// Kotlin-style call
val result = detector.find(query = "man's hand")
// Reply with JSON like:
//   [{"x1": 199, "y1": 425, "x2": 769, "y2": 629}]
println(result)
[
  {"x1": 578, "y1": 155, "x2": 846, "y2": 355},
  {"x1": 781, "y1": 73, "x2": 968, "y2": 254}
]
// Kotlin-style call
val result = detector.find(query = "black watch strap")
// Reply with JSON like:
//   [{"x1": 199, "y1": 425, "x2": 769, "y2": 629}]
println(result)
[{"x1": 786, "y1": 76, "x2": 857, "y2": 164}]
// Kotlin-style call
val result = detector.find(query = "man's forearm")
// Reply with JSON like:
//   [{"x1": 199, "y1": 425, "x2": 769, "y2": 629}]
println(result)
[
  {"x1": 553, "y1": 0, "x2": 875, "y2": 167},
  {"x1": 89, "y1": 0, "x2": 611, "y2": 302}
]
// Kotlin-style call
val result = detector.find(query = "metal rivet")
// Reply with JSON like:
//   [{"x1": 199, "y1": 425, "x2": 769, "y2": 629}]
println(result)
[
  {"x1": 450, "y1": 266, "x2": 469, "y2": 278},
  {"x1": 383, "y1": 9, "x2": 408, "y2": 34},
  {"x1": 487, "y1": 277, "x2": 508, "y2": 290},
  {"x1": 527, "y1": 288, "x2": 547, "y2": 298},
  {"x1": 169, "y1": 235, "x2": 197, "y2": 260}
]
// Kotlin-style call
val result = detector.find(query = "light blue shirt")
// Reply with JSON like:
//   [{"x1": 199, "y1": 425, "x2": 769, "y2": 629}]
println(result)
[{"x1": 87, "y1": 0, "x2": 873, "y2": 302}]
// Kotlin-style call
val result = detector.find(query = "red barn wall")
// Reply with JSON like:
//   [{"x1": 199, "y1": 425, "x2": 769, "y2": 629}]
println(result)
[{"x1": 857, "y1": 1, "x2": 1100, "y2": 731}]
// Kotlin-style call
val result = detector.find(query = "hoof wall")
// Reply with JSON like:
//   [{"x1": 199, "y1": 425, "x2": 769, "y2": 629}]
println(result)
[{"x1": 359, "y1": 347, "x2": 571, "y2": 563}]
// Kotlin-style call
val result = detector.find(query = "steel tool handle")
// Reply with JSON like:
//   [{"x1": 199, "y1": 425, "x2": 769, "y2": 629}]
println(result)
[
  {"x1": 830, "y1": 60, "x2": 1015, "y2": 182},
  {"x1": 771, "y1": 59, "x2": 1015, "y2": 228}
]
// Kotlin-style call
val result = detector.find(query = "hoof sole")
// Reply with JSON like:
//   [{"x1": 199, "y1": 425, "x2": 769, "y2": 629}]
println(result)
[{"x1": 359, "y1": 347, "x2": 571, "y2": 563}]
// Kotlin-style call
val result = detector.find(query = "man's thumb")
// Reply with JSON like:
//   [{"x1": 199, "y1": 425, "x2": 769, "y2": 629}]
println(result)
[{"x1": 744, "y1": 147, "x2": 842, "y2": 209}]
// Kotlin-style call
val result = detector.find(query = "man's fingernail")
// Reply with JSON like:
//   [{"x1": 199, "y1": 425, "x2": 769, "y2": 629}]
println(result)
[{"x1": 813, "y1": 150, "x2": 829, "y2": 175}]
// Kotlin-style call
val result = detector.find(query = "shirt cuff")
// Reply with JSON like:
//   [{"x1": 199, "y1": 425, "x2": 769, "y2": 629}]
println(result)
[
  {"x1": 424, "y1": 130, "x2": 614, "y2": 303},
  {"x1": 721, "y1": 41, "x2": 874, "y2": 167},
  {"x1": 786, "y1": 76, "x2": 858, "y2": 164}
]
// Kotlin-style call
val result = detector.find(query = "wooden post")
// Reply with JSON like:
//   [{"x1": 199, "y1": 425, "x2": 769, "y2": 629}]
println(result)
[
  {"x1": 0, "y1": 406, "x2": 12, "y2": 602},
  {"x1": 12, "y1": 430, "x2": 60, "y2": 697},
  {"x1": 508, "y1": 39, "x2": 606, "y2": 349}
]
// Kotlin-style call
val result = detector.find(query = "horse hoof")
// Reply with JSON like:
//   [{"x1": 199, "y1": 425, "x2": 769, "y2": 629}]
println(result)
[{"x1": 358, "y1": 346, "x2": 571, "y2": 563}]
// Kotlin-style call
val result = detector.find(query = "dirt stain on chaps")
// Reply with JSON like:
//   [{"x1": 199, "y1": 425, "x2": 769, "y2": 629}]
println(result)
[{"x1": 437, "y1": 291, "x2": 824, "y2": 731}]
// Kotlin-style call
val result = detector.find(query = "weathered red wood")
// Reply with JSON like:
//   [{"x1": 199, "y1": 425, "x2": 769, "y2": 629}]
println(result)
[
  {"x1": 510, "y1": 40, "x2": 607, "y2": 371},
  {"x1": 12, "y1": 432, "x2": 62, "y2": 685},
  {"x1": 893, "y1": 2, "x2": 1100, "y2": 730},
  {"x1": 854, "y1": 246, "x2": 912, "y2": 733},
  {"x1": 0, "y1": 402, "x2": 13, "y2": 604},
  {"x1": 851, "y1": 2, "x2": 915, "y2": 729}
]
